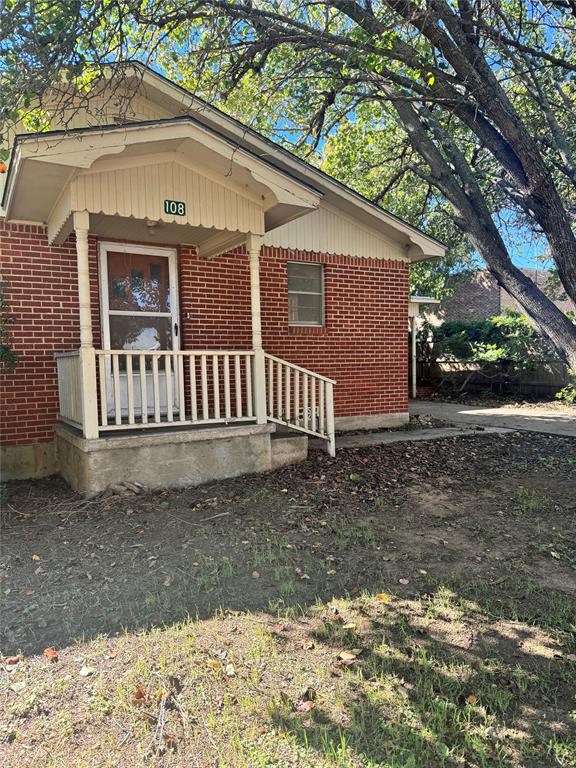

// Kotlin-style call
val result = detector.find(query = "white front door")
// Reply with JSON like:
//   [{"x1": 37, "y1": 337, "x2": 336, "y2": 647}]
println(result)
[{"x1": 99, "y1": 243, "x2": 180, "y2": 417}]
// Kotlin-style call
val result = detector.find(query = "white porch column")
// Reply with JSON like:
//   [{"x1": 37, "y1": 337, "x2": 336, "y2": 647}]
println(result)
[
  {"x1": 410, "y1": 315, "x2": 417, "y2": 399},
  {"x1": 73, "y1": 211, "x2": 99, "y2": 439},
  {"x1": 74, "y1": 211, "x2": 93, "y2": 348},
  {"x1": 247, "y1": 233, "x2": 267, "y2": 424}
]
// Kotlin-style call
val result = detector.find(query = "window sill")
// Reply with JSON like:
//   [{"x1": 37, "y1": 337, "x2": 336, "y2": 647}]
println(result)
[{"x1": 288, "y1": 324, "x2": 327, "y2": 335}]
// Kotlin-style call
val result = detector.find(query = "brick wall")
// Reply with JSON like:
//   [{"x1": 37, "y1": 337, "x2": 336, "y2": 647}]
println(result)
[
  {"x1": 1, "y1": 222, "x2": 409, "y2": 447},
  {"x1": 179, "y1": 245, "x2": 409, "y2": 419},
  {"x1": 0, "y1": 221, "x2": 100, "y2": 447}
]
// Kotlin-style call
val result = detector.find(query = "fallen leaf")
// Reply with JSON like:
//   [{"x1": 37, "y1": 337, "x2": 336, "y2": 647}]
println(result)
[
  {"x1": 399, "y1": 578, "x2": 410, "y2": 585},
  {"x1": 207, "y1": 659, "x2": 222, "y2": 672},
  {"x1": 376, "y1": 592, "x2": 390, "y2": 603},
  {"x1": 133, "y1": 685, "x2": 147, "y2": 704},
  {"x1": 79, "y1": 665, "x2": 95, "y2": 677},
  {"x1": 338, "y1": 649, "x2": 362, "y2": 662},
  {"x1": 550, "y1": 551, "x2": 561, "y2": 560},
  {"x1": 31, "y1": 554, "x2": 40, "y2": 561},
  {"x1": 296, "y1": 699, "x2": 316, "y2": 713},
  {"x1": 466, "y1": 694, "x2": 477, "y2": 705},
  {"x1": 163, "y1": 734, "x2": 178, "y2": 751},
  {"x1": 44, "y1": 648, "x2": 59, "y2": 661},
  {"x1": 252, "y1": 571, "x2": 260, "y2": 579},
  {"x1": 5, "y1": 656, "x2": 20, "y2": 666}
]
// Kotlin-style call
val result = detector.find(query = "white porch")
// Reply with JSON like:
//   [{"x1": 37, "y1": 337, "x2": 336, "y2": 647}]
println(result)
[{"x1": 54, "y1": 346, "x2": 336, "y2": 451}]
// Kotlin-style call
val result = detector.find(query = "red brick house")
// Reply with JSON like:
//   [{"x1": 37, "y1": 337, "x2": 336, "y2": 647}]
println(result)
[{"x1": 0, "y1": 63, "x2": 444, "y2": 494}]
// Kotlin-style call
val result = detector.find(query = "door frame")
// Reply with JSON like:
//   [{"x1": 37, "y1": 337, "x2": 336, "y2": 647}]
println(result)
[
  {"x1": 98, "y1": 241, "x2": 180, "y2": 353},
  {"x1": 98, "y1": 242, "x2": 180, "y2": 416}
]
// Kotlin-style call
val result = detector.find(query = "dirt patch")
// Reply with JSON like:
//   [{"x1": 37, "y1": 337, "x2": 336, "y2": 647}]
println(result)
[
  {"x1": 429, "y1": 390, "x2": 575, "y2": 413},
  {"x1": 2, "y1": 432, "x2": 575, "y2": 653},
  {"x1": 1, "y1": 432, "x2": 575, "y2": 766}
]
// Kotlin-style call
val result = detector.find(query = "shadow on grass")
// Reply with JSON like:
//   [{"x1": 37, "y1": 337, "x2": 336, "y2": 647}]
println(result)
[{"x1": 268, "y1": 597, "x2": 575, "y2": 767}]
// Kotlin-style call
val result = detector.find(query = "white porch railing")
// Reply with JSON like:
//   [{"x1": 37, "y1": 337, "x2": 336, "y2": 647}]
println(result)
[
  {"x1": 94, "y1": 350, "x2": 255, "y2": 430},
  {"x1": 55, "y1": 350, "x2": 83, "y2": 428},
  {"x1": 264, "y1": 353, "x2": 336, "y2": 456},
  {"x1": 55, "y1": 348, "x2": 336, "y2": 454}
]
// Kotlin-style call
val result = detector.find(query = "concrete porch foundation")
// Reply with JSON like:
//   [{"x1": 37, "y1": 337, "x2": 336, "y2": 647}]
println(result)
[
  {"x1": 334, "y1": 411, "x2": 409, "y2": 431},
  {"x1": 55, "y1": 422, "x2": 290, "y2": 496}
]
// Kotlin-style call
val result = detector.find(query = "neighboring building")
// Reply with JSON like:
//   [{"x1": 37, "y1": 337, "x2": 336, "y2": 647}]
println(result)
[
  {"x1": 427, "y1": 268, "x2": 575, "y2": 325},
  {"x1": 0, "y1": 62, "x2": 444, "y2": 495}
]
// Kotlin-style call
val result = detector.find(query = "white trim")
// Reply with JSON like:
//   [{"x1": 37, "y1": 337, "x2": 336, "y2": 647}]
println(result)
[{"x1": 134, "y1": 65, "x2": 444, "y2": 258}]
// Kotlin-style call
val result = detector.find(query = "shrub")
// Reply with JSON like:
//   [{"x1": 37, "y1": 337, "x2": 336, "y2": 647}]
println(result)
[
  {"x1": 431, "y1": 310, "x2": 552, "y2": 369},
  {"x1": 556, "y1": 370, "x2": 576, "y2": 405}
]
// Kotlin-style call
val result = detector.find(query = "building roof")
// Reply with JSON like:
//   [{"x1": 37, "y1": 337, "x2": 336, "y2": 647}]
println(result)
[{"x1": 1, "y1": 61, "x2": 445, "y2": 261}]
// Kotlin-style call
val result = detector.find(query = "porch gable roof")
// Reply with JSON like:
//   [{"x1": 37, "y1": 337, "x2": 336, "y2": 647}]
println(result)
[{"x1": 3, "y1": 116, "x2": 322, "y2": 256}]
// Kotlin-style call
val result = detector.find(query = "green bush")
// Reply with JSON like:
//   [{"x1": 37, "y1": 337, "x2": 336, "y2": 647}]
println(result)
[
  {"x1": 556, "y1": 370, "x2": 576, "y2": 404},
  {"x1": 432, "y1": 310, "x2": 552, "y2": 370}
]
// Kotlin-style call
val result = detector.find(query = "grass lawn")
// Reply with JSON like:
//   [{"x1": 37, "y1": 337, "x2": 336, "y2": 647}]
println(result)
[{"x1": 1, "y1": 432, "x2": 575, "y2": 767}]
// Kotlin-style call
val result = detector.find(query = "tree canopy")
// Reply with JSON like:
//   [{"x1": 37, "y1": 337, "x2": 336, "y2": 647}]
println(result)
[{"x1": 2, "y1": 1, "x2": 576, "y2": 361}]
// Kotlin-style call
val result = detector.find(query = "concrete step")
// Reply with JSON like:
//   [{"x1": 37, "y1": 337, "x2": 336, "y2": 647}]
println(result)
[{"x1": 270, "y1": 431, "x2": 308, "y2": 469}]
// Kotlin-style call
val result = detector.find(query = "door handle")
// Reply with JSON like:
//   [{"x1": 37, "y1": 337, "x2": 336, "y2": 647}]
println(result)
[{"x1": 174, "y1": 322, "x2": 179, "y2": 337}]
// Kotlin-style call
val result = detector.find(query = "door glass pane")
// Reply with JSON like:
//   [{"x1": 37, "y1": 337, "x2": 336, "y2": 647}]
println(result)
[
  {"x1": 109, "y1": 316, "x2": 173, "y2": 371},
  {"x1": 107, "y1": 252, "x2": 170, "y2": 312}
]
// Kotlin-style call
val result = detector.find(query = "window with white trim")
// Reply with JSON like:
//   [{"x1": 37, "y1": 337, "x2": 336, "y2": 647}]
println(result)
[{"x1": 287, "y1": 262, "x2": 324, "y2": 326}]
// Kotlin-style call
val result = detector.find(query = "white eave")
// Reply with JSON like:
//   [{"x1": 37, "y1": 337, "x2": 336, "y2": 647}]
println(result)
[
  {"x1": 409, "y1": 295, "x2": 440, "y2": 317},
  {"x1": 2, "y1": 61, "x2": 446, "y2": 262}
]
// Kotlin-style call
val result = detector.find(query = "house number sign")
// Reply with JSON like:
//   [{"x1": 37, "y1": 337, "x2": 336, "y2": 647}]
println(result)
[{"x1": 164, "y1": 199, "x2": 186, "y2": 216}]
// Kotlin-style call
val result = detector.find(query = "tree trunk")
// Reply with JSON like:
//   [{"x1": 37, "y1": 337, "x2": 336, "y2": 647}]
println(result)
[
  {"x1": 387, "y1": 92, "x2": 576, "y2": 367},
  {"x1": 464, "y1": 219, "x2": 576, "y2": 370}
]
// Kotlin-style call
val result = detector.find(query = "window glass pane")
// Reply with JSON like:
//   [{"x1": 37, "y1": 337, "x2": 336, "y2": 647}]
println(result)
[
  {"x1": 107, "y1": 252, "x2": 170, "y2": 312},
  {"x1": 288, "y1": 263, "x2": 322, "y2": 293},
  {"x1": 288, "y1": 263, "x2": 324, "y2": 325},
  {"x1": 289, "y1": 293, "x2": 322, "y2": 325}
]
